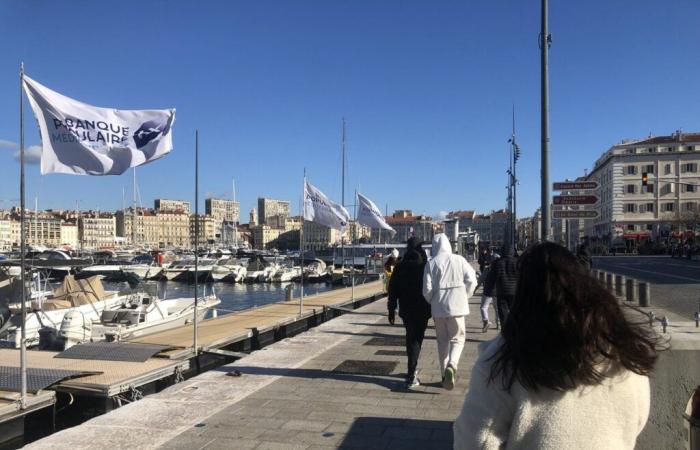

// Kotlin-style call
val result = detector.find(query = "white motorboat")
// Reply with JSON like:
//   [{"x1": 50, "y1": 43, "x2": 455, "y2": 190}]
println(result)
[
  {"x1": 123, "y1": 264, "x2": 163, "y2": 280},
  {"x1": 303, "y1": 258, "x2": 329, "y2": 283},
  {"x1": 163, "y1": 260, "x2": 191, "y2": 281},
  {"x1": 0, "y1": 275, "x2": 125, "y2": 348},
  {"x1": 59, "y1": 292, "x2": 221, "y2": 347},
  {"x1": 211, "y1": 258, "x2": 246, "y2": 282},
  {"x1": 271, "y1": 266, "x2": 302, "y2": 283},
  {"x1": 187, "y1": 259, "x2": 217, "y2": 282}
]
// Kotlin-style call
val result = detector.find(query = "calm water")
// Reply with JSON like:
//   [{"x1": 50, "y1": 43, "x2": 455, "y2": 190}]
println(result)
[{"x1": 102, "y1": 280, "x2": 337, "y2": 316}]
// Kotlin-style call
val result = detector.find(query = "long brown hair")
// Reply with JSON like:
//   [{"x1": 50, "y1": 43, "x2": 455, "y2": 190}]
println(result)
[{"x1": 489, "y1": 242, "x2": 659, "y2": 392}]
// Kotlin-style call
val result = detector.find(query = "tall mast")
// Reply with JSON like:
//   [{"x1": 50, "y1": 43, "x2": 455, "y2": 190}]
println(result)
[
  {"x1": 19, "y1": 62, "x2": 27, "y2": 409},
  {"x1": 132, "y1": 167, "x2": 137, "y2": 246},
  {"x1": 341, "y1": 118, "x2": 346, "y2": 270},
  {"x1": 193, "y1": 130, "x2": 199, "y2": 355}
]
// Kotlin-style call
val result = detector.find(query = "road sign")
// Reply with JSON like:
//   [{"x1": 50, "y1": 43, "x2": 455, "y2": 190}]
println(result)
[
  {"x1": 552, "y1": 181, "x2": 599, "y2": 191},
  {"x1": 552, "y1": 210, "x2": 599, "y2": 219},
  {"x1": 553, "y1": 195, "x2": 599, "y2": 205}
]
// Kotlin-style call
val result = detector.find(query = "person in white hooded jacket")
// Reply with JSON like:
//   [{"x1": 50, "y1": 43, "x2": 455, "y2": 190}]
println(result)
[{"x1": 423, "y1": 233, "x2": 477, "y2": 390}]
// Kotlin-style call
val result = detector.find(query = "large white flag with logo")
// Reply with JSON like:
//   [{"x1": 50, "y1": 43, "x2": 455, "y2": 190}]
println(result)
[
  {"x1": 357, "y1": 192, "x2": 395, "y2": 235},
  {"x1": 22, "y1": 75, "x2": 176, "y2": 176},
  {"x1": 303, "y1": 180, "x2": 350, "y2": 230}
]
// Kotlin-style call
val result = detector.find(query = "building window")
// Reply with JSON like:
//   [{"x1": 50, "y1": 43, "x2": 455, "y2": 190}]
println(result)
[
  {"x1": 667, "y1": 147, "x2": 675, "y2": 152},
  {"x1": 647, "y1": 148, "x2": 654, "y2": 153},
  {"x1": 688, "y1": 146, "x2": 694, "y2": 151},
  {"x1": 663, "y1": 183, "x2": 675, "y2": 195},
  {"x1": 626, "y1": 184, "x2": 636, "y2": 194},
  {"x1": 645, "y1": 203, "x2": 654, "y2": 213},
  {"x1": 665, "y1": 163, "x2": 672, "y2": 175},
  {"x1": 644, "y1": 164, "x2": 654, "y2": 174},
  {"x1": 627, "y1": 224, "x2": 635, "y2": 231},
  {"x1": 647, "y1": 183, "x2": 654, "y2": 193},
  {"x1": 664, "y1": 203, "x2": 675, "y2": 212},
  {"x1": 626, "y1": 165, "x2": 637, "y2": 175},
  {"x1": 685, "y1": 184, "x2": 696, "y2": 193},
  {"x1": 682, "y1": 163, "x2": 698, "y2": 173},
  {"x1": 625, "y1": 203, "x2": 637, "y2": 213}
]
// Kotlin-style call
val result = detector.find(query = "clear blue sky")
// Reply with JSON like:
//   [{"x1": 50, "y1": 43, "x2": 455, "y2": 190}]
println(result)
[{"x1": 1, "y1": 1, "x2": 699, "y2": 220}]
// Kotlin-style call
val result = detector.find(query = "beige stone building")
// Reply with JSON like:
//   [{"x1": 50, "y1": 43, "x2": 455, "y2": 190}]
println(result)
[
  {"x1": 584, "y1": 131, "x2": 700, "y2": 248},
  {"x1": 25, "y1": 215, "x2": 62, "y2": 248},
  {"x1": 0, "y1": 219, "x2": 13, "y2": 251},
  {"x1": 79, "y1": 214, "x2": 116, "y2": 249},
  {"x1": 60, "y1": 222, "x2": 79, "y2": 249},
  {"x1": 158, "y1": 211, "x2": 190, "y2": 248},
  {"x1": 251, "y1": 225, "x2": 283, "y2": 250},
  {"x1": 190, "y1": 215, "x2": 217, "y2": 247}
]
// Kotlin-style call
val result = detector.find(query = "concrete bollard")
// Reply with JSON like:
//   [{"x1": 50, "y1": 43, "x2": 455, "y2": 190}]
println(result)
[
  {"x1": 614, "y1": 274, "x2": 625, "y2": 297},
  {"x1": 626, "y1": 279, "x2": 638, "y2": 303},
  {"x1": 285, "y1": 284, "x2": 294, "y2": 301},
  {"x1": 638, "y1": 282, "x2": 651, "y2": 307},
  {"x1": 606, "y1": 273, "x2": 614, "y2": 293}
]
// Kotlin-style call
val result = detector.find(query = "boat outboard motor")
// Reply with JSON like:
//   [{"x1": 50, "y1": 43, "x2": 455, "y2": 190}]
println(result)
[
  {"x1": 38, "y1": 326, "x2": 59, "y2": 350},
  {"x1": 57, "y1": 310, "x2": 91, "y2": 350}
]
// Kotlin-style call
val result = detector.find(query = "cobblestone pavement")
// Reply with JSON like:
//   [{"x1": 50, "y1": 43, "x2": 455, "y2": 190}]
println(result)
[{"x1": 158, "y1": 297, "x2": 495, "y2": 450}]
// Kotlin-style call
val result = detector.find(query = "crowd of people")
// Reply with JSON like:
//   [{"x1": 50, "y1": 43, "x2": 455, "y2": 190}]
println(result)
[{"x1": 385, "y1": 234, "x2": 660, "y2": 449}]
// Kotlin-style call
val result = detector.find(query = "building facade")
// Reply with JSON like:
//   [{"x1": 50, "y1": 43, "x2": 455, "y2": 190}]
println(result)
[
  {"x1": 583, "y1": 131, "x2": 700, "y2": 248},
  {"x1": 154, "y1": 199, "x2": 191, "y2": 213},
  {"x1": 79, "y1": 214, "x2": 116, "y2": 250},
  {"x1": 60, "y1": 222, "x2": 79, "y2": 249},
  {"x1": 257, "y1": 198, "x2": 290, "y2": 226},
  {"x1": 205, "y1": 198, "x2": 240, "y2": 224}
]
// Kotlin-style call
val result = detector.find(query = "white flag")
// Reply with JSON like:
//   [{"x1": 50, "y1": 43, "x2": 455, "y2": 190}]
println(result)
[
  {"x1": 22, "y1": 75, "x2": 175, "y2": 176},
  {"x1": 303, "y1": 180, "x2": 350, "y2": 230},
  {"x1": 357, "y1": 192, "x2": 396, "y2": 235}
]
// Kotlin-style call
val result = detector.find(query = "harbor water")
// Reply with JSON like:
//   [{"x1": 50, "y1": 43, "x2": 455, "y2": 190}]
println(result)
[{"x1": 102, "y1": 280, "x2": 337, "y2": 315}]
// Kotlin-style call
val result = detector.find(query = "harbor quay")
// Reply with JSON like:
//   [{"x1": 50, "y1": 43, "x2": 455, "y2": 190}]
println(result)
[{"x1": 15, "y1": 272, "x2": 700, "y2": 450}]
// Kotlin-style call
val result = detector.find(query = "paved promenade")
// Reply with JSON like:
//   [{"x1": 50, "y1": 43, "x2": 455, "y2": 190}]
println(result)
[{"x1": 27, "y1": 295, "x2": 494, "y2": 450}]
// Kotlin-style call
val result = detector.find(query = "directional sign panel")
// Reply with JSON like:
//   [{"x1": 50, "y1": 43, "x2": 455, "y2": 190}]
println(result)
[
  {"x1": 553, "y1": 195, "x2": 599, "y2": 206},
  {"x1": 552, "y1": 210, "x2": 599, "y2": 219},
  {"x1": 553, "y1": 181, "x2": 599, "y2": 191}
]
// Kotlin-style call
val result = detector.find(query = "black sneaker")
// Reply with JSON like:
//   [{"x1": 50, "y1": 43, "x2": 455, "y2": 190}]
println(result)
[{"x1": 481, "y1": 320, "x2": 490, "y2": 333}]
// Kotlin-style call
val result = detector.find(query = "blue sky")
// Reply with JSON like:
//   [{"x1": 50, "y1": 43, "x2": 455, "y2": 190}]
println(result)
[{"x1": 1, "y1": 1, "x2": 699, "y2": 220}]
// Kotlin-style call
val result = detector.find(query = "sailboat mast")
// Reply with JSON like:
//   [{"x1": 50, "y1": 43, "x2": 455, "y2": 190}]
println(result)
[
  {"x1": 341, "y1": 118, "x2": 346, "y2": 270},
  {"x1": 132, "y1": 167, "x2": 137, "y2": 246}
]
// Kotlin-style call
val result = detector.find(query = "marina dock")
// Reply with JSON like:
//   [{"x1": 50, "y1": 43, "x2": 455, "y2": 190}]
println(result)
[{"x1": 0, "y1": 281, "x2": 385, "y2": 448}]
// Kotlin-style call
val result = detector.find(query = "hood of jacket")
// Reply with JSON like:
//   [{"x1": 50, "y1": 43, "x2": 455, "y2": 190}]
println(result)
[
  {"x1": 429, "y1": 233, "x2": 465, "y2": 289},
  {"x1": 431, "y1": 234, "x2": 452, "y2": 258}
]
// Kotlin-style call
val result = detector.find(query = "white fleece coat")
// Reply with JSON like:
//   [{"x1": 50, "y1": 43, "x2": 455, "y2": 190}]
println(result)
[
  {"x1": 453, "y1": 338, "x2": 650, "y2": 450},
  {"x1": 423, "y1": 234, "x2": 477, "y2": 318}
]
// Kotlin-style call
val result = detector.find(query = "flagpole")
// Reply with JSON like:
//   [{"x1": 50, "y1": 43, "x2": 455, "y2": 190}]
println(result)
[
  {"x1": 19, "y1": 62, "x2": 27, "y2": 409},
  {"x1": 340, "y1": 118, "x2": 346, "y2": 272},
  {"x1": 193, "y1": 130, "x2": 199, "y2": 356},
  {"x1": 352, "y1": 189, "x2": 357, "y2": 301},
  {"x1": 300, "y1": 168, "x2": 306, "y2": 316}
]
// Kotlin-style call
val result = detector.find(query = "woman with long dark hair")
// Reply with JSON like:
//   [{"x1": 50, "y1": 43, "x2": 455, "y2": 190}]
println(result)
[{"x1": 454, "y1": 242, "x2": 659, "y2": 449}]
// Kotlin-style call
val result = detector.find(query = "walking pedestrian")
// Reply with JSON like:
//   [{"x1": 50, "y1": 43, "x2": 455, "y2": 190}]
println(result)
[
  {"x1": 423, "y1": 233, "x2": 477, "y2": 390},
  {"x1": 577, "y1": 242, "x2": 592, "y2": 271},
  {"x1": 454, "y1": 242, "x2": 659, "y2": 449},
  {"x1": 482, "y1": 245, "x2": 517, "y2": 328},
  {"x1": 383, "y1": 248, "x2": 399, "y2": 292},
  {"x1": 387, "y1": 237, "x2": 431, "y2": 389}
]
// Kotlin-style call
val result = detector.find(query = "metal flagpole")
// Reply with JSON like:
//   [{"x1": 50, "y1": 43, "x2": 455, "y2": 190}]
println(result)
[
  {"x1": 351, "y1": 189, "x2": 357, "y2": 301},
  {"x1": 300, "y1": 168, "x2": 306, "y2": 316},
  {"x1": 193, "y1": 130, "x2": 199, "y2": 355},
  {"x1": 19, "y1": 62, "x2": 27, "y2": 409},
  {"x1": 541, "y1": 0, "x2": 552, "y2": 241},
  {"x1": 340, "y1": 118, "x2": 346, "y2": 271}
]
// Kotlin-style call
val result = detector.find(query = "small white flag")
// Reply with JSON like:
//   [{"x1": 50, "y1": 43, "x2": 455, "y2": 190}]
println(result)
[
  {"x1": 303, "y1": 180, "x2": 350, "y2": 230},
  {"x1": 22, "y1": 75, "x2": 176, "y2": 176},
  {"x1": 357, "y1": 192, "x2": 395, "y2": 236}
]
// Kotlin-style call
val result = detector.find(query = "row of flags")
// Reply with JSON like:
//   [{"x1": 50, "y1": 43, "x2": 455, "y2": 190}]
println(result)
[
  {"x1": 303, "y1": 180, "x2": 396, "y2": 234},
  {"x1": 21, "y1": 74, "x2": 396, "y2": 235}
]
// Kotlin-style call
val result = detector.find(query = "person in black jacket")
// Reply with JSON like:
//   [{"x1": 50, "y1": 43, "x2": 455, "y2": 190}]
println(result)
[
  {"x1": 388, "y1": 237, "x2": 431, "y2": 389},
  {"x1": 483, "y1": 245, "x2": 518, "y2": 329},
  {"x1": 577, "y1": 243, "x2": 592, "y2": 271}
]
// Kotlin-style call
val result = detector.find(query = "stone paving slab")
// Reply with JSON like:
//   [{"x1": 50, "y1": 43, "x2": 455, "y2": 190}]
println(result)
[
  {"x1": 26, "y1": 289, "x2": 495, "y2": 450},
  {"x1": 155, "y1": 297, "x2": 495, "y2": 450}
]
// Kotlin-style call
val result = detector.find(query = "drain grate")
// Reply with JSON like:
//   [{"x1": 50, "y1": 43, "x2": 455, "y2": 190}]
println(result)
[
  {"x1": 363, "y1": 336, "x2": 405, "y2": 347},
  {"x1": 0, "y1": 366, "x2": 100, "y2": 393},
  {"x1": 375, "y1": 350, "x2": 406, "y2": 356},
  {"x1": 333, "y1": 360, "x2": 397, "y2": 376},
  {"x1": 55, "y1": 342, "x2": 174, "y2": 362}
]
